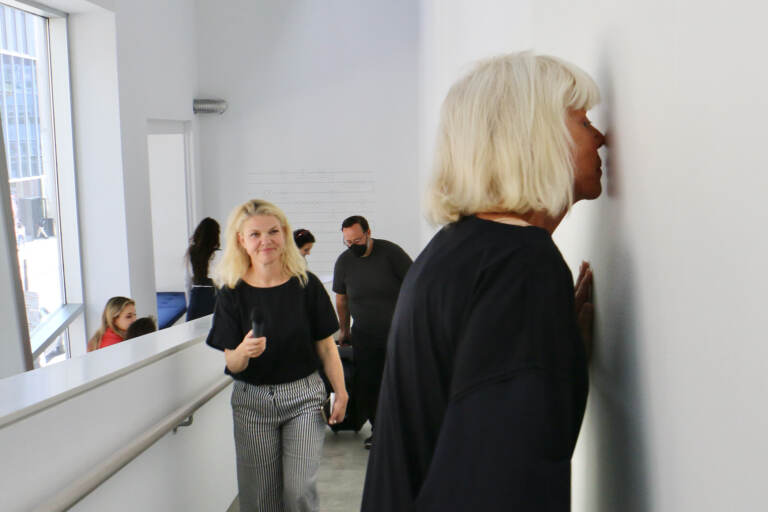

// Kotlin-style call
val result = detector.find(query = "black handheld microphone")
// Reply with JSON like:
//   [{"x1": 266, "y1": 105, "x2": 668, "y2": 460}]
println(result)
[{"x1": 251, "y1": 309, "x2": 265, "y2": 338}]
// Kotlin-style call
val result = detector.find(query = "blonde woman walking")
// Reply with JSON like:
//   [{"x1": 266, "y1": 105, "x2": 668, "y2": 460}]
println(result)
[{"x1": 206, "y1": 199, "x2": 347, "y2": 512}]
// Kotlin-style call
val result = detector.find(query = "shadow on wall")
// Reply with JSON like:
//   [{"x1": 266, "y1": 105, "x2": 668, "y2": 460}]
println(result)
[{"x1": 584, "y1": 58, "x2": 651, "y2": 512}]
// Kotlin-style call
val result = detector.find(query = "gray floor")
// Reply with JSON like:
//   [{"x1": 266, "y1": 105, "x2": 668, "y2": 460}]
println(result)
[{"x1": 227, "y1": 422, "x2": 372, "y2": 512}]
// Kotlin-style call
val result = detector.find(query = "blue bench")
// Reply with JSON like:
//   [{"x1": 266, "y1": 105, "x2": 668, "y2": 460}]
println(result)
[{"x1": 156, "y1": 292, "x2": 187, "y2": 329}]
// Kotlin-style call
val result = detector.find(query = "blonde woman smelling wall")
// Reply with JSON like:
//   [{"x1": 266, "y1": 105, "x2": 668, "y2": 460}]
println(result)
[{"x1": 362, "y1": 52, "x2": 604, "y2": 511}]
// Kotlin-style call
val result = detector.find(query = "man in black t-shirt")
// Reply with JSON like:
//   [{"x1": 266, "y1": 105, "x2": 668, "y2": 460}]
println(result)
[{"x1": 333, "y1": 215, "x2": 412, "y2": 448}]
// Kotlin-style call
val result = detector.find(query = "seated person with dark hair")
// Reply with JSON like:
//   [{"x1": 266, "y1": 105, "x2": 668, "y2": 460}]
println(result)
[{"x1": 125, "y1": 316, "x2": 157, "y2": 339}]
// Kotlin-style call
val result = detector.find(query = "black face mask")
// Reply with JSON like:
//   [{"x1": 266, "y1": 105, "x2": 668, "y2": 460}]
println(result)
[{"x1": 349, "y1": 242, "x2": 367, "y2": 257}]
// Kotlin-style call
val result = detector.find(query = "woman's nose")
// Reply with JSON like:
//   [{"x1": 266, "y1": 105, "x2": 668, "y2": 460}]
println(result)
[{"x1": 595, "y1": 128, "x2": 606, "y2": 148}]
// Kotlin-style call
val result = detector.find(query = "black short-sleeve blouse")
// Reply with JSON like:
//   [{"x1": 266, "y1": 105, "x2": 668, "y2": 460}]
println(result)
[{"x1": 205, "y1": 271, "x2": 339, "y2": 385}]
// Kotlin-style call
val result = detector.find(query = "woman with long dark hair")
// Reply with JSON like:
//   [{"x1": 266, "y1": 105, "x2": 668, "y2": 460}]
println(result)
[{"x1": 186, "y1": 217, "x2": 220, "y2": 320}]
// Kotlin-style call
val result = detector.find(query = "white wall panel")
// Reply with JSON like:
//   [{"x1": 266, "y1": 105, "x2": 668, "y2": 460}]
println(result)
[
  {"x1": 420, "y1": 1, "x2": 768, "y2": 511},
  {"x1": 195, "y1": 0, "x2": 421, "y2": 272},
  {"x1": 112, "y1": 0, "x2": 200, "y2": 325},
  {"x1": 68, "y1": 8, "x2": 130, "y2": 340},
  {"x1": 148, "y1": 133, "x2": 189, "y2": 293},
  {"x1": 67, "y1": 0, "x2": 200, "y2": 337},
  {"x1": 0, "y1": 325, "x2": 236, "y2": 512}
]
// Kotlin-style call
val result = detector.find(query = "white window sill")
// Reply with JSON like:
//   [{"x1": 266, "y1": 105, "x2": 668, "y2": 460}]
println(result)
[{"x1": 30, "y1": 303, "x2": 84, "y2": 359}]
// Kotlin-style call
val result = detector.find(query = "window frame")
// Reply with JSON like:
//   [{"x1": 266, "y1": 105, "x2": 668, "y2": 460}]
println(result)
[{"x1": 0, "y1": 0, "x2": 84, "y2": 373}]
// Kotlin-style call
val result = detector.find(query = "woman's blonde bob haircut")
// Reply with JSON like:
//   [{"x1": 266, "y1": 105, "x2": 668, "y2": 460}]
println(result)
[
  {"x1": 426, "y1": 51, "x2": 601, "y2": 225},
  {"x1": 216, "y1": 199, "x2": 308, "y2": 288}
]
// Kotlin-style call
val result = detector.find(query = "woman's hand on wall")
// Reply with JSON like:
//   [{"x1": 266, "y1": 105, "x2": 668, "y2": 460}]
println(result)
[{"x1": 575, "y1": 261, "x2": 594, "y2": 360}]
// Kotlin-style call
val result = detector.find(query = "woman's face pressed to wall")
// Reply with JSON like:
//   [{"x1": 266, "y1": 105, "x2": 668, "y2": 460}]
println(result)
[
  {"x1": 568, "y1": 108, "x2": 605, "y2": 202},
  {"x1": 238, "y1": 215, "x2": 285, "y2": 265}
]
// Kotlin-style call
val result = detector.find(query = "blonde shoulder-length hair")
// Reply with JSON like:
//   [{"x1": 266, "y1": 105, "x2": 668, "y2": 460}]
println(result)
[
  {"x1": 216, "y1": 199, "x2": 308, "y2": 289},
  {"x1": 425, "y1": 51, "x2": 601, "y2": 225}
]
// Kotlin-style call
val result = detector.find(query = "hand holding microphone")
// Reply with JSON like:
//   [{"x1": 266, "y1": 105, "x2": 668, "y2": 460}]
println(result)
[{"x1": 238, "y1": 309, "x2": 267, "y2": 359}]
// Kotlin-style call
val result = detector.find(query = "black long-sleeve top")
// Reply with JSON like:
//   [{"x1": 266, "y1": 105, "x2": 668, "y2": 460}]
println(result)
[{"x1": 361, "y1": 216, "x2": 588, "y2": 511}]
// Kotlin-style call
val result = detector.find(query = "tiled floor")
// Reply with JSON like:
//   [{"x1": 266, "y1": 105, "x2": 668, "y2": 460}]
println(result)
[{"x1": 228, "y1": 422, "x2": 372, "y2": 512}]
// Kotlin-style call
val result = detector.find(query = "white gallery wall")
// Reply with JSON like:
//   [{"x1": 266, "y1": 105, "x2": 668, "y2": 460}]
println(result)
[
  {"x1": 417, "y1": 0, "x2": 534, "y2": 244},
  {"x1": 111, "y1": 0, "x2": 199, "y2": 325},
  {"x1": 0, "y1": 325, "x2": 237, "y2": 511},
  {"x1": 69, "y1": 0, "x2": 200, "y2": 336},
  {"x1": 421, "y1": 1, "x2": 768, "y2": 511},
  {"x1": 195, "y1": 0, "x2": 421, "y2": 275},
  {"x1": 68, "y1": 5, "x2": 132, "y2": 342}
]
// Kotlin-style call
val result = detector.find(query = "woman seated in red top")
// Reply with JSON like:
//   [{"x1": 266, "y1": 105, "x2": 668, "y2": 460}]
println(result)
[{"x1": 87, "y1": 296, "x2": 137, "y2": 351}]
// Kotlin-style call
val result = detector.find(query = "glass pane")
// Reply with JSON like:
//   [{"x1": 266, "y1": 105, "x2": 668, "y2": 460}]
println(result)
[{"x1": 0, "y1": 6, "x2": 64, "y2": 339}]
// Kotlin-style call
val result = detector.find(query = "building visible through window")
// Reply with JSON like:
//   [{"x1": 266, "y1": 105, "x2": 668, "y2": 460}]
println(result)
[{"x1": 0, "y1": 4, "x2": 67, "y2": 367}]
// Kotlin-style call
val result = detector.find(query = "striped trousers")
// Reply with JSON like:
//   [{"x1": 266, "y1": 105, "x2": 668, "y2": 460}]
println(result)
[{"x1": 232, "y1": 372, "x2": 327, "y2": 512}]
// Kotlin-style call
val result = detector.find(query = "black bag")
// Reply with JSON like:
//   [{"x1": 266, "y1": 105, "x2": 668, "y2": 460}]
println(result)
[{"x1": 320, "y1": 344, "x2": 366, "y2": 433}]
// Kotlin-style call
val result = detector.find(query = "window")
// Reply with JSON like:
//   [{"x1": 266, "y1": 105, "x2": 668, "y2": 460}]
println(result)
[{"x1": 0, "y1": 1, "x2": 81, "y2": 370}]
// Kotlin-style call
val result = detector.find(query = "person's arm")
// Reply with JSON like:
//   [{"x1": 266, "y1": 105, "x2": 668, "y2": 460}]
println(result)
[
  {"x1": 184, "y1": 260, "x2": 192, "y2": 305},
  {"x1": 336, "y1": 293, "x2": 351, "y2": 344},
  {"x1": 414, "y1": 373, "x2": 571, "y2": 510},
  {"x1": 206, "y1": 287, "x2": 263, "y2": 371},
  {"x1": 316, "y1": 336, "x2": 349, "y2": 424},
  {"x1": 390, "y1": 244, "x2": 413, "y2": 283},
  {"x1": 332, "y1": 258, "x2": 350, "y2": 343},
  {"x1": 224, "y1": 330, "x2": 266, "y2": 373}
]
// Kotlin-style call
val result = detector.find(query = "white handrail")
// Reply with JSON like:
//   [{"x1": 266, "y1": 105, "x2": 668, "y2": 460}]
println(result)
[{"x1": 32, "y1": 375, "x2": 233, "y2": 512}]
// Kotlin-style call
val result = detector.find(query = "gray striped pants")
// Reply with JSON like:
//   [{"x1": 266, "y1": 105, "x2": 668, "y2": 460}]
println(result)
[{"x1": 232, "y1": 372, "x2": 327, "y2": 512}]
